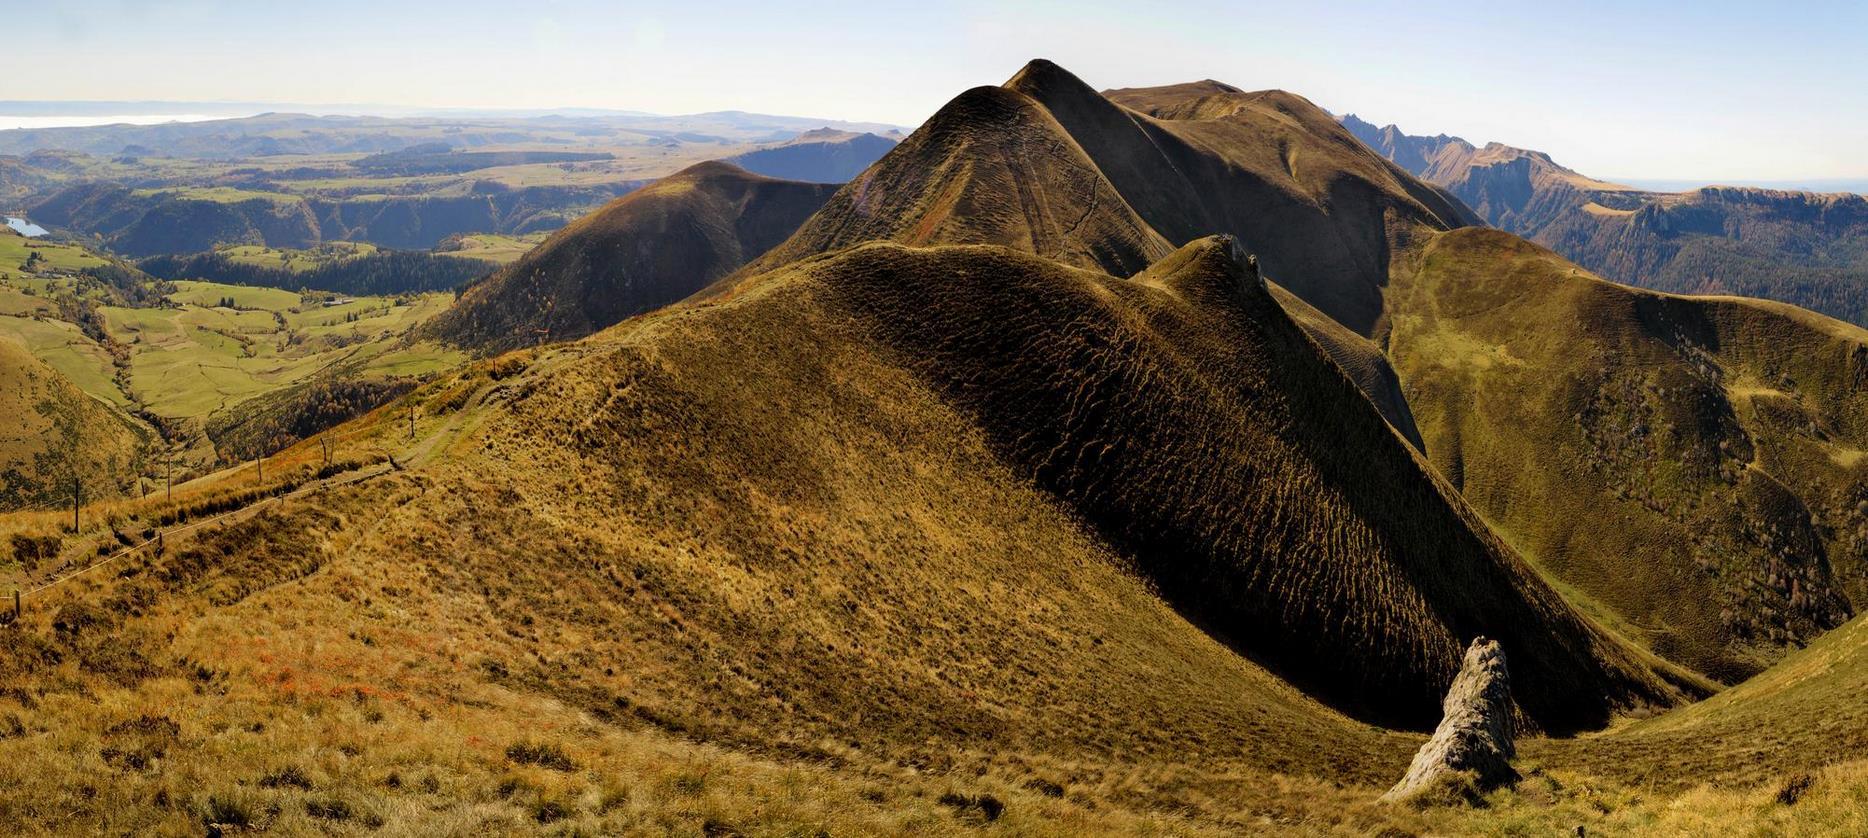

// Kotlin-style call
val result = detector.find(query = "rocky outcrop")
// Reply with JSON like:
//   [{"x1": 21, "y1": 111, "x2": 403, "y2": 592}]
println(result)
[{"x1": 1381, "y1": 637, "x2": 1518, "y2": 804}]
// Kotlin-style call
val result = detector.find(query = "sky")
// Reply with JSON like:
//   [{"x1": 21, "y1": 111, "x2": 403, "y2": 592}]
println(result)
[{"x1": 7, "y1": 0, "x2": 1867, "y2": 181}]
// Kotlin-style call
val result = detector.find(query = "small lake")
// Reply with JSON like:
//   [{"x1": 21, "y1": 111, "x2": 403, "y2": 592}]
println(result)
[{"x1": 4, "y1": 217, "x2": 47, "y2": 237}]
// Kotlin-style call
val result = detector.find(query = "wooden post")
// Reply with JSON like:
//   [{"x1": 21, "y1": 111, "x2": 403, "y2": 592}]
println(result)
[
  {"x1": 256, "y1": 455, "x2": 262, "y2": 485},
  {"x1": 11, "y1": 590, "x2": 18, "y2": 621},
  {"x1": 409, "y1": 406, "x2": 416, "y2": 441}
]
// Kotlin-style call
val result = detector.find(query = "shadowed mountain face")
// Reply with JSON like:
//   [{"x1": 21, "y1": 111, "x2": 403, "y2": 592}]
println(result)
[
  {"x1": 1342, "y1": 115, "x2": 1868, "y2": 330},
  {"x1": 426, "y1": 161, "x2": 833, "y2": 353},
  {"x1": 725, "y1": 129, "x2": 899, "y2": 183},
  {"x1": 807, "y1": 238, "x2": 1692, "y2": 731},
  {"x1": 738, "y1": 60, "x2": 1453, "y2": 445},
  {"x1": 749, "y1": 60, "x2": 1868, "y2": 682},
  {"x1": 406, "y1": 238, "x2": 1699, "y2": 743}
]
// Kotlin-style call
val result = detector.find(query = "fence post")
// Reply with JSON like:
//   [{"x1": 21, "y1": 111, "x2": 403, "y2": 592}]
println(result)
[{"x1": 11, "y1": 590, "x2": 18, "y2": 622}]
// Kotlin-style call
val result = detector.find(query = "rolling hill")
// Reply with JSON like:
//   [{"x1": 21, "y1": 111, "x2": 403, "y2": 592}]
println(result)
[
  {"x1": 1077, "y1": 71, "x2": 1868, "y2": 681},
  {"x1": 427, "y1": 161, "x2": 835, "y2": 353},
  {"x1": 0, "y1": 338, "x2": 150, "y2": 510},
  {"x1": 1341, "y1": 114, "x2": 1868, "y2": 329}
]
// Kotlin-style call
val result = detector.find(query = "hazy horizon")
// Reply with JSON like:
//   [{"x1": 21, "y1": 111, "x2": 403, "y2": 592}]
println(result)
[{"x1": 10, "y1": 0, "x2": 1868, "y2": 181}]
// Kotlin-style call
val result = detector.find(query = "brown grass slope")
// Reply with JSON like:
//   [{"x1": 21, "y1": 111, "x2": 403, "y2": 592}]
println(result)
[
  {"x1": 0, "y1": 241, "x2": 1447, "y2": 834},
  {"x1": 0, "y1": 239, "x2": 1700, "y2": 828},
  {"x1": 427, "y1": 161, "x2": 833, "y2": 353},
  {"x1": 1530, "y1": 609, "x2": 1868, "y2": 793},
  {"x1": 1267, "y1": 282, "x2": 1426, "y2": 452},
  {"x1": 1388, "y1": 227, "x2": 1868, "y2": 681},
  {"x1": 0, "y1": 338, "x2": 149, "y2": 511}
]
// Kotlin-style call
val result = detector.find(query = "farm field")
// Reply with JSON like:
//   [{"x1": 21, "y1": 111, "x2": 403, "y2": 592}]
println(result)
[{"x1": 91, "y1": 280, "x2": 462, "y2": 421}]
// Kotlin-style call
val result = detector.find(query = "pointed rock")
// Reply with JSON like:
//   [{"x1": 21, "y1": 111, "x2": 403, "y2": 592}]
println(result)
[{"x1": 1382, "y1": 637, "x2": 1519, "y2": 804}]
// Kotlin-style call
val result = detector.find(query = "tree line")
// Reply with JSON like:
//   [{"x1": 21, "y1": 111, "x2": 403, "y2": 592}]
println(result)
[{"x1": 138, "y1": 249, "x2": 496, "y2": 297}]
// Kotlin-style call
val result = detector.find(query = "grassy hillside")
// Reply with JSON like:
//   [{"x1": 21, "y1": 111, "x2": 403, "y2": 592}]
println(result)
[
  {"x1": 428, "y1": 161, "x2": 834, "y2": 353},
  {"x1": 0, "y1": 266, "x2": 463, "y2": 472},
  {"x1": 1388, "y1": 228, "x2": 1868, "y2": 680},
  {"x1": 0, "y1": 235, "x2": 1715, "y2": 833},
  {"x1": 0, "y1": 338, "x2": 150, "y2": 510}
]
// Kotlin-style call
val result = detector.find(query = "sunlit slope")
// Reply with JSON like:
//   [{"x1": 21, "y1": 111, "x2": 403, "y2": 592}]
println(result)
[
  {"x1": 0, "y1": 338, "x2": 150, "y2": 510},
  {"x1": 428, "y1": 161, "x2": 833, "y2": 353},
  {"x1": 1530, "y1": 610, "x2": 1868, "y2": 791},
  {"x1": 1387, "y1": 227, "x2": 1868, "y2": 681},
  {"x1": 747, "y1": 83, "x2": 1174, "y2": 279}
]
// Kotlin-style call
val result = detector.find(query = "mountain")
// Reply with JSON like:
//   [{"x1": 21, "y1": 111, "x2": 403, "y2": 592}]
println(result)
[
  {"x1": 757, "y1": 60, "x2": 1868, "y2": 681},
  {"x1": 0, "y1": 337, "x2": 150, "y2": 510},
  {"x1": 725, "y1": 128, "x2": 899, "y2": 183},
  {"x1": 1341, "y1": 114, "x2": 1868, "y2": 329},
  {"x1": 9, "y1": 58, "x2": 1868, "y2": 835},
  {"x1": 753, "y1": 61, "x2": 1474, "y2": 336},
  {"x1": 427, "y1": 161, "x2": 834, "y2": 353}
]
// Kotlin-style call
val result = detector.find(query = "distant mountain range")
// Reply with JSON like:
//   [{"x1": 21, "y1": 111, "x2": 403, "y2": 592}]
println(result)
[
  {"x1": 0, "y1": 109, "x2": 903, "y2": 158},
  {"x1": 1341, "y1": 114, "x2": 1868, "y2": 328}
]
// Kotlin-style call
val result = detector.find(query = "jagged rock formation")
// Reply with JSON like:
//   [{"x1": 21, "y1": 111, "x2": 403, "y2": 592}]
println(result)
[{"x1": 1382, "y1": 637, "x2": 1518, "y2": 803}]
